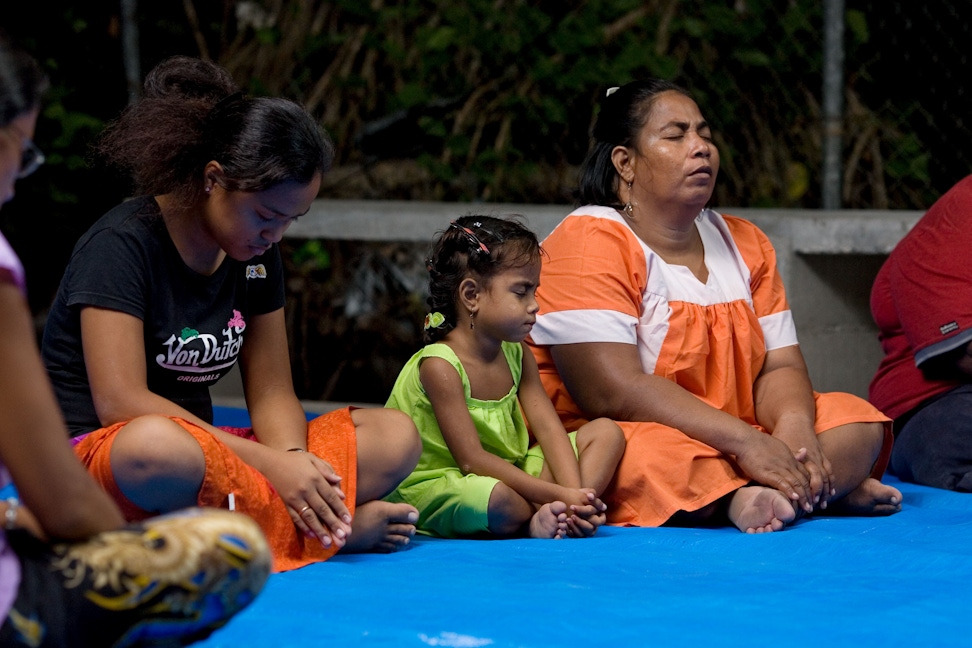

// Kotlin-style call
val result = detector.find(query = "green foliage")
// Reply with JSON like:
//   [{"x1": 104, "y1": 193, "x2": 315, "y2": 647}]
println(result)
[
  {"x1": 193, "y1": 0, "x2": 952, "y2": 208},
  {"x1": 12, "y1": 1, "x2": 957, "y2": 216}
]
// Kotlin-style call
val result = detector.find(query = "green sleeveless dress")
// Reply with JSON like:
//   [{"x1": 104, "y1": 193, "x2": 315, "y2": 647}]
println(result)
[{"x1": 385, "y1": 341, "x2": 549, "y2": 538}]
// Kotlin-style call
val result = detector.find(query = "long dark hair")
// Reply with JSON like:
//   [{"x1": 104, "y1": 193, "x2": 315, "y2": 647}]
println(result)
[
  {"x1": 97, "y1": 56, "x2": 333, "y2": 205},
  {"x1": 424, "y1": 215, "x2": 542, "y2": 343},
  {"x1": 0, "y1": 36, "x2": 48, "y2": 127},
  {"x1": 576, "y1": 79, "x2": 689, "y2": 208}
]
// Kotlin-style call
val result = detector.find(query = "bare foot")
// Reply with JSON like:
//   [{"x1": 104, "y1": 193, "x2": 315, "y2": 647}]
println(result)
[
  {"x1": 341, "y1": 501, "x2": 418, "y2": 553},
  {"x1": 827, "y1": 477, "x2": 902, "y2": 516},
  {"x1": 727, "y1": 486, "x2": 796, "y2": 534},
  {"x1": 528, "y1": 502, "x2": 568, "y2": 539}
]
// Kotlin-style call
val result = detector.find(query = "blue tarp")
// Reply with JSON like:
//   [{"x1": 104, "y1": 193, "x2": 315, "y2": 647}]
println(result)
[{"x1": 197, "y1": 407, "x2": 970, "y2": 647}]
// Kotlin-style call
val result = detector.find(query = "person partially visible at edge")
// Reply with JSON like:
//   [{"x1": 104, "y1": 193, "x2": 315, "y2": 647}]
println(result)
[
  {"x1": 526, "y1": 79, "x2": 902, "y2": 533},
  {"x1": 870, "y1": 175, "x2": 972, "y2": 491},
  {"x1": 0, "y1": 38, "x2": 271, "y2": 647},
  {"x1": 40, "y1": 55, "x2": 421, "y2": 572},
  {"x1": 385, "y1": 216, "x2": 624, "y2": 539}
]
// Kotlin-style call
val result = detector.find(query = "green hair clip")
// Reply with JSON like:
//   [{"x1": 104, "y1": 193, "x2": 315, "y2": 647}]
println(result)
[{"x1": 424, "y1": 312, "x2": 446, "y2": 330}]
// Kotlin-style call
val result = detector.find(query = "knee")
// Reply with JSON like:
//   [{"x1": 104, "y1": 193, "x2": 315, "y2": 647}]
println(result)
[
  {"x1": 111, "y1": 415, "x2": 205, "y2": 482},
  {"x1": 577, "y1": 418, "x2": 626, "y2": 455},
  {"x1": 487, "y1": 482, "x2": 531, "y2": 537},
  {"x1": 355, "y1": 408, "x2": 422, "y2": 479},
  {"x1": 381, "y1": 409, "x2": 422, "y2": 478},
  {"x1": 864, "y1": 421, "x2": 887, "y2": 456}
]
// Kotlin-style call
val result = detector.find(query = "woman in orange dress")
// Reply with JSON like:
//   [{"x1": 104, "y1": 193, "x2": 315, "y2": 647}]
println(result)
[{"x1": 527, "y1": 80, "x2": 902, "y2": 532}]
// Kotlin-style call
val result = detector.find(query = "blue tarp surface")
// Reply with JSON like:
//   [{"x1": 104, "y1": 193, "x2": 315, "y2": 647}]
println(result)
[{"x1": 197, "y1": 406, "x2": 971, "y2": 647}]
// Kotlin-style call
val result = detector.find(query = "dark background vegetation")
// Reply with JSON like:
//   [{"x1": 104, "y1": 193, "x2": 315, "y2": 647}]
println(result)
[{"x1": 3, "y1": 1, "x2": 970, "y2": 402}]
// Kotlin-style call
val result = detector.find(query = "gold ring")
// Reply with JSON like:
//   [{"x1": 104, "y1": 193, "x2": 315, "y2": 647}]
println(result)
[{"x1": 299, "y1": 505, "x2": 312, "y2": 516}]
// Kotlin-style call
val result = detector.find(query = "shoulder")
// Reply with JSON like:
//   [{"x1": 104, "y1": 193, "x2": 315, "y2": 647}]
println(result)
[
  {"x1": 415, "y1": 344, "x2": 465, "y2": 381},
  {"x1": 544, "y1": 205, "x2": 639, "y2": 250},
  {"x1": 416, "y1": 345, "x2": 469, "y2": 399},
  {"x1": 500, "y1": 340, "x2": 523, "y2": 366},
  {"x1": 542, "y1": 205, "x2": 646, "y2": 280},
  {"x1": 891, "y1": 175, "x2": 972, "y2": 262},
  {"x1": 705, "y1": 209, "x2": 776, "y2": 268},
  {"x1": 712, "y1": 211, "x2": 772, "y2": 247},
  {"x1": 72, "y1": 197, "x2": 163, "y2": 258}
]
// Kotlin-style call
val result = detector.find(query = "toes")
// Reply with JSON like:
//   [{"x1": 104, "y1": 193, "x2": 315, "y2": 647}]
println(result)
[
  {"x1": 387, "y1": 523, "x2": 416, "y2": 536},
  {"x1": 388, "y1": 507, "x2": 419, "y2": 524}
]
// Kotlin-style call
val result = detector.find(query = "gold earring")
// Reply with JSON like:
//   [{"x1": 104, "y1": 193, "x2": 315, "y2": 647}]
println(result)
[{"x1": 623, "y1": 181, "x2": 633, "y2": 217}]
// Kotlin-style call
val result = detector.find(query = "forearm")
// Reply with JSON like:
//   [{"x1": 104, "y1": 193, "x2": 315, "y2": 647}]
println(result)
[
  {"x1": 531, "y1": 431, "x2": 582, "y2": 489},
  {"x1": 246, "y1": 388, "x2": 309, "y2": 451},
  {"x1": 9, "y1": 441, "x2": 127, "y2": 539},
  {"x1": 589, "y1": 372, "x2": 757, "y2": 456},
  {"x1": 458, "y1": 449, "x2": 567, "y2": 505},
  {"x1": 753, "y1": 366, "x2": 816, "y2": 434},
  {"x1": 0, "y1": 293, "x2": 127, "y2": 538}
]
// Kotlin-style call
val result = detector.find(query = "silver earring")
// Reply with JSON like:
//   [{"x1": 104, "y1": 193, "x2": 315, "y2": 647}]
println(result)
[
  {"x1": 623, "y1": 181, "x2": 633, "y2": 217},
  {"x1": 469, "y1": 311, "x2": 475, "y2": 330}
]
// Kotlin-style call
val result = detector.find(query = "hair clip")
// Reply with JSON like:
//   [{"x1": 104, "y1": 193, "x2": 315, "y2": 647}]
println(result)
[
  {"x1": 606, "y1": 87, "x2": 620, "y2": 97},
  {"x1": 424, "y1": 312, "x2": 446, "y2": 330},
  {"x1": 449, "y1": 222, "x2": 490, "y2": 255}
]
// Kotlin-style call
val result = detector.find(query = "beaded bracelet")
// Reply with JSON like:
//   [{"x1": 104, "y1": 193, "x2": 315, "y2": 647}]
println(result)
[{"x1": 4, "y1": 498, "x2": 18, "y2": 531}]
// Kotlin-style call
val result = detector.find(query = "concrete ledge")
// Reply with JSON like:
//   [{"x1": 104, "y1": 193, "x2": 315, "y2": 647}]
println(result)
[
  {"x1": 287, "y1": 200, "x2": 568, "y2": 242},
  {"x1": 273, "y1": 200, "x2": 926, "y2": 400},
  {"x1": 287, "y1": 199, "x2": 923, "y2": 255}
]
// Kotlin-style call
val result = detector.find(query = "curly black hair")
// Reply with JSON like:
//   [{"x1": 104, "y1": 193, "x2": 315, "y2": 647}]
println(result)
[{"x1": 424, "y1": 215, "x2": 542, "y2": 343}]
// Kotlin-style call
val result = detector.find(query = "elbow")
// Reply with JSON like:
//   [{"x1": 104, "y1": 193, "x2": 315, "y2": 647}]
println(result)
[
  {"x1": 571, "y1": 384, "x2": 633, "y2": 421},
  {"x1": 92, "y1": 393, "x2": 140, "y2": 427},
  {"x1": 453, "y1": 451, "x2": 488, "y2": 477}
]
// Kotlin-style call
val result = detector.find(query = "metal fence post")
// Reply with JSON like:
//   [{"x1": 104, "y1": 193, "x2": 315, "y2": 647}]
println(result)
[{"x1": 822, "y1": 0, "x2": 845, "y2": 209}]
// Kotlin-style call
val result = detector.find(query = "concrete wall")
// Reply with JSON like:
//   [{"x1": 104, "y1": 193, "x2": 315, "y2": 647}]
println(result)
[{"x1": 212, "y1": 201, "x2": 922, "y2": 405}]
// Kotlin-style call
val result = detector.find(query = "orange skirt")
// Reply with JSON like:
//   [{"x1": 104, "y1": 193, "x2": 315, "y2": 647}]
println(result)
[
  {"x1": 576, "y1": 392, "x2": 893, "y2": 527},
  {"x1": 73, "y1": 408, "x2": 357, "y2": 572}
]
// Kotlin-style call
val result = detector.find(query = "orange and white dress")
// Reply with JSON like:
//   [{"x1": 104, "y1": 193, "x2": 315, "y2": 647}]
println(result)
[{"x1": 527, "y1": 205, "x2": 891, "y2": 526}]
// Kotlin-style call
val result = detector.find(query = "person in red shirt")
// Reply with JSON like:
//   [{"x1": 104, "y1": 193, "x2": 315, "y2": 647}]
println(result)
[{"x1": 870, "y1": 174, "x2": 972, "y2": 490}]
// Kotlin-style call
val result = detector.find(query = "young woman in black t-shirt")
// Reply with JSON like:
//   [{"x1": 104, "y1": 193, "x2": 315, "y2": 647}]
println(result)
[{"x1": 42, "y1": 56, "x2": 421, "y2": 571}]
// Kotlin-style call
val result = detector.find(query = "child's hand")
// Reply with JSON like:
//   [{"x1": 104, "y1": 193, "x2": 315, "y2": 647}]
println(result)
[{"x1": 564, "y1": 488, "x2": 607, "y2": 538}]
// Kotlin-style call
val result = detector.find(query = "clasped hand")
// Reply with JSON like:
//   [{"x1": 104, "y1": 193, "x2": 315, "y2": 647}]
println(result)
[
  {"x1": 262, "y1": 449, "x2": 352, "y2": 549},
  {"x1": 772, "y1": 423, "x2": 835, "y2": 510},
  {"x1": 559, "y1": 487, "x2": 608, "y2": 538},
  {"x1": 734, "y1": 433, "x2": 818, "y2": 514}
]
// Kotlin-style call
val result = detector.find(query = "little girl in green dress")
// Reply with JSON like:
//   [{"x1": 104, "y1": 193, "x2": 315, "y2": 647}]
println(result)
[{"x1": 386, "y1": 216, "x2": 624, "y2": 538}]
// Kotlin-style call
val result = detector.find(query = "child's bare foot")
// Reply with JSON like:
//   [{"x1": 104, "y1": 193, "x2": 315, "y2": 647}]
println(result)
[
  {"x1": 529, "y1": 502, "x2": 568, "y2": 539},
  {"x1": 727, "y1": 486, "x2": 797, "y2": 533},
  {"x1": 342, "y1": 501, "x2": 418, "y2": 553},
  {"x1": 828, "y1": 477, "x2": 902, "y2": 516}
]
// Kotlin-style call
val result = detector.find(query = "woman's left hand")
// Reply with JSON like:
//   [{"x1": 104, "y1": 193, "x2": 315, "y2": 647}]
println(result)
[
  {"x1": 260, "y1": 449, "x2": 353, "y2": 549},
  {"x1": 773, "y1": 421, "x2": 834, "y2": 510}
]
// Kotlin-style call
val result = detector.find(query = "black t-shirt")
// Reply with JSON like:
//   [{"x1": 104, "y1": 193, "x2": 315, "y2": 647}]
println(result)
[{"x1": 42, "y1": 196, "x2": 286, "y2": 436}]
